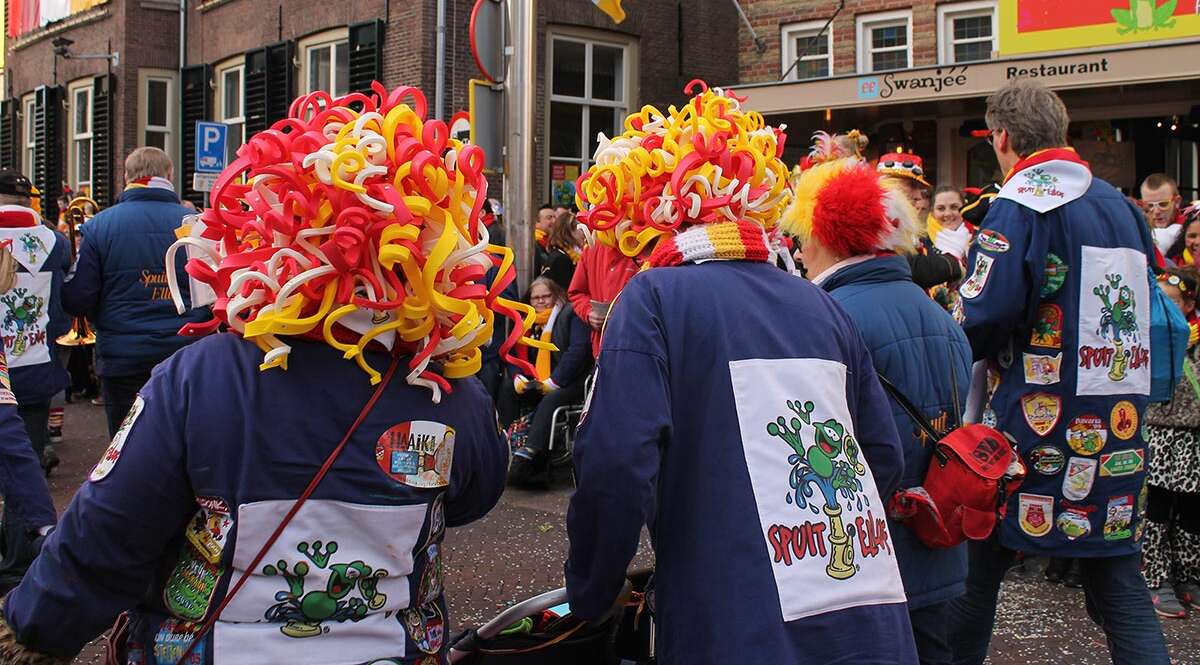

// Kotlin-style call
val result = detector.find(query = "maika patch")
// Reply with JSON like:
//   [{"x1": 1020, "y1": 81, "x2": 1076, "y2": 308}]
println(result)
[
  {"x1": 1110, "y1": 401, "x2": 1139, "y2": 440},
  {"x1": 185, "y1": 496, "x2": 234, "y2": 564},
  {"x1": 1066, "y1": 415, "x2": 1107, "y2": 456},
  {"x1": 1041, "y1": 254, "x2": 1068, "y2": 298},
  {"x1": 1021, "y1": 393, "x2": 1062, "y2": 436},
  {"x1": 401, "y1": 603, "x2": 445, "y2": 655},
  {"x1": 1056, "y1": 506, "x2": 1092, "y2": 541},
  {"x1": 959, "y1": 253, "x2": 995, "y2": 300},
  {"x1": 976, "y1": 229, "x2": 1010, "y2": 253},
  {"x1": 1023, "y1": 353, "x2": 1062, "y2": 385},
  {"x1": 375, "y1": 421, "x2": 455, "y2": 488},
  {"x1": 1018, "y1": 493, "x2": 1053, "y2": 537},
  {"x1": 1027, "y1": 445, "x2": 1065, "y2": 475},
  {"x1": 1104, "y1": 495, "x2": 1134, "y2": 541},
  {"x1": 90, "y1": 395, "x2": 145, "y2": 482},
  {"x1": 1077, "y1": 247, "x2": 1151, "y2": 397},
  {"x1": 1099, "y1": 449, "x2": 1145, "y2": 477},
  {"x1": 1030, "y1": 304, "x2": 1064, "y2": 349},
  {"x1": 1061, "y1": 457, "x2": 1097, "y2": 501}
]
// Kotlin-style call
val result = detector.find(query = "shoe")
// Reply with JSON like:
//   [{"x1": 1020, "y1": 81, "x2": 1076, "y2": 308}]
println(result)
[
  {"x1": 42, "y1": 446, "x2": 59, "y2": 477},
  {"x1": 1176, "y1": 582, "x2": 1200, "y2": 608},
  {"x1": 1062, "y1": 559, "x2": 1083, "y2": 589},
  {"x1": 507, "y1": 448, "x2": 548, "y2": 488},
  {"x1": 1044, "y1": 557, "x2": 1067, "y2": 584},
  {"x1": 48, "y1": 407, "x2": 64, "y2": 444},
  {"x1": 90, "y1": 396, "x2": 105, "y2": 406},
  {"x1": 1151, "y1": 585, "x2": 1188, "y2": 619}
]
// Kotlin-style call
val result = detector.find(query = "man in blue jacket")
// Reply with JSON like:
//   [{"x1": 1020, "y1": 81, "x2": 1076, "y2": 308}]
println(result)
[
  {"x1": 793, "y1": 156, "x2": 973, "y2": 665},
  {"x1": 566, "y1": 86, "x2": 916, "y2": 665},
  {"x1": 948, "y1": 79, "x2": 1169, "y2": 665},
  {"x1": 63, "y1": 147, "x2": 208, "y2": 437}
]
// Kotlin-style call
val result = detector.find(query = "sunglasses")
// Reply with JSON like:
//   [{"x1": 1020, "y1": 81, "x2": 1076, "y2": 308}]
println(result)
[
  {"x1": 1159, "y1": 273, "x2": 1191, "y2": 293},
  {"x1": 882, "y1": 161, "x2": 924, "y2": 176},
  {"x1": 1143, "y1": 200, "x2": 1175, "y2": 211},
  {"x1": 985, "y1": 129, "x2": 1000, "y2": 146}
]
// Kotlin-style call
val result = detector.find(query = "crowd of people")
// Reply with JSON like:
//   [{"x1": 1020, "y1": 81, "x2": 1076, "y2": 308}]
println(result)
[{"x1": 0, "y1": 75, "x2": 1189, "y2": 665}]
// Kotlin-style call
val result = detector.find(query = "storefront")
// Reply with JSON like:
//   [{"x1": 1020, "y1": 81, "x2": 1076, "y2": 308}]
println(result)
[{"x1": 734, "y1": 39, "x2": 1200, "y2": 196}]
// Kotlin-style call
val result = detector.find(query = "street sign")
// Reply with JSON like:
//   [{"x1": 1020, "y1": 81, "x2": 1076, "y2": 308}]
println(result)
[
  {"x1": 192, "y1": 172, "x2": 219, "y2": 192},
  {"x1": 194, "y1": 121, "x2": 228, "y2": 174}
]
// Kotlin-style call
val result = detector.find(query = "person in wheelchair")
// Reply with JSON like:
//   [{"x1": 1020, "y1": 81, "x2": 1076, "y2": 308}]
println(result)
[{"x1": 500, "y1": 277, "x2": 593, "y2": 487}]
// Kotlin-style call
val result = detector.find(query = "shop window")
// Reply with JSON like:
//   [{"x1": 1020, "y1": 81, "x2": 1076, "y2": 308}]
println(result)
[
  {"x1": 781, "y1": 20, "x2": 833, "y2": 81},
  {"x1": 857, "y1": 10, "x2": 912, "y2": 73},
  {"x1": 68, "y1": 80, "x2": 93, "y2": 196},
  {"x1": 938, "y1": 1, "x2": 996, "y2": 64},
  {"x1": 304, "y1": 38, "x2": 349, "y2": 97},
  {"x1": 21, "y1": 95, "x2": 35, "y2": 177},
  {"x1": 140, "y1": 70, "x2": 177, "y2": 170},
  {"x1": 216, "y1": 62, "x2": 245, "y2": 165},
  {"x1": 548, "y1": 34, "x2": 631, "y2": 206}
]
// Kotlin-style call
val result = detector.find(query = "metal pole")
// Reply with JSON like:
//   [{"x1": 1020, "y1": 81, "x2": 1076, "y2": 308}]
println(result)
[
  {"x1": 503, "y1": 0, "x2": 535, "y2": 290},
  {"x1": 435, "y1": 0, "x2": 447, "y2": 120}
]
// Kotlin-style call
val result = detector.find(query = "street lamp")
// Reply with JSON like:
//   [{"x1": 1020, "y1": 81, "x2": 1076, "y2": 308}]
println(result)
[{"x1": 51, "y1": 36, "x2": 119, "y2": 85}]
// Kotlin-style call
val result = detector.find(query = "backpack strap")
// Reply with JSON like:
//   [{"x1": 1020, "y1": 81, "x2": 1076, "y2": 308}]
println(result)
[{"x1": 876, "y1": 375, "x2": 945, "y2": 444}]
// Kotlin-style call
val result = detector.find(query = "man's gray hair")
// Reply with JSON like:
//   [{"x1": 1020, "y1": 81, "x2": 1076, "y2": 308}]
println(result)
[
  {"x1": 985, "y1": 78, "x2": 1070, "y2": 157},
  {"x1": 124, "y1": 146, "x2": 173, "y2": 182}
]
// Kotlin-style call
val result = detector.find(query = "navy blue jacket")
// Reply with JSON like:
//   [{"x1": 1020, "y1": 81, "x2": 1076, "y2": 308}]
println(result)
[
  {"x1": 0, "y1": 347, "x2": 56, "y2": 530},
  {"x1": 548, "y1": 305, "x2": 592, "y2": 388},
  {"x1": 62, "y1": 188, "x2": 208, "y2": 377},
  {"x1": 567, "y1": 261, "x2": 916, "y2": 665},
  {"x1": 4, "y1": 333, "x2": 507, "y2": 661},
  {"x1": 962, "y1": 151, "x2": 1151, "y2": 557},
  {"x1": 822, "y1": 255, "x2": 972, "y2": 610}
]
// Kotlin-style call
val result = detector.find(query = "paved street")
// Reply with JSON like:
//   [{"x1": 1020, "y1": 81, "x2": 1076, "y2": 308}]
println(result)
[{"x1": 46, "y1": 400, "x2": 1198, "y2": 664}]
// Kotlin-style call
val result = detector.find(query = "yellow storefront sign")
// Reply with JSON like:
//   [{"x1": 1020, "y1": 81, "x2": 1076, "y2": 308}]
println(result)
[{"x1": 999, "y1": 0, "x2": 1200, "y2": 55}]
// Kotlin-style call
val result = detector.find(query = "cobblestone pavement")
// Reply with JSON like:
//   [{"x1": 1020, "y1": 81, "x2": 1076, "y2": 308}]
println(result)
[{"x1": 43, "y1": 401, "x2": 1197, "y2": 664}]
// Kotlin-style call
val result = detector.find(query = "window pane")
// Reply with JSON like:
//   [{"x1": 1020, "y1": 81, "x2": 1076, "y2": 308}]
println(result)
[
  {"x1": 795, "y1": 34, "x2": 828, "y2": 57},
  {"x1": 335, "y1": 41, "x2": 349, "y2": 96},
  {"x1": 309, "y1": 47, "x2": 332, "y2": 93},
  {"x1": 588, "y1": 106, "x2": 616, "y2": 157},
  {"x1": 223, "y1": 70, "x2": 241, "y2": 119},
  {"x1": 145, "y1": 130, "x2": 167, "y2": 151},
  {"x1": 74, "y1": 90, "x2": 89, "y2": 135},
  {"x1": 797, "y1": 58, "x2": 829, "y2": 80},
  {"x1": 954, "y1": 15, "x2": 992, "y2": 40},
  {"x1": 591, "y1": 44, "x2": 623, "y2": 101},
  {"x1": 226, "y1": 122, "x2": 244, "y2": 163},
  {"x1": 148, "y1": 80, "x2": 169, "y2": 127},
  {"x1": 954, "y1": 41, "x2": 992, "y2": 63},
  {"x1": 872, "y1": 49, "x2": 908, "y2": 72},
  {"x1": 75, "y1": 139, "x2": 92, "y2": 182},
  {"x1": 551, "y1": 40, "x2": 586, "y2": 97},
  {"x1": 871, "y1": 24, "x2": 906, "y2": 48},
  {"x1": 549, "y1": 102, "x2": 583, "y2": 158}
]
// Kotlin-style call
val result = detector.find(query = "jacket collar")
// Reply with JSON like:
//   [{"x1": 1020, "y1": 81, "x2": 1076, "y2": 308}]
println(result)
[
  {"x1": 0, "y1": 204, "x2": 41, "y2": 228},
  {"x1": 118, "y1": 187, "x2": 181, "y2": 204},
  {"x1": 819, "y1": 254, "x2": 913, "y2": 293},
  {"x1": 1002, "y1": 147, "x2": 1088, "y2": 186}
]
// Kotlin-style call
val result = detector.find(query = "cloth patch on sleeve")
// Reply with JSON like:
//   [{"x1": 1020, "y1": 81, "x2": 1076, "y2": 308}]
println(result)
[
  {"x1": 959, "y1": 253, "x2": 995, "y2": 300},
  {"x1": 89, "y1": 395, "x2": 145, "y2": 482}
]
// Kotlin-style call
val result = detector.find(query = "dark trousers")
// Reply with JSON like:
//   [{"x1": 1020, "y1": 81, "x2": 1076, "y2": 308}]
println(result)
[
  {"x1": 0, "y1": 401, "x2": 50, "y2": 590},
  {"x1": 101, "y1": 371, "x2": 152, "y2": 439},
  {"x1": 909, "y1": 601, "x2": 954, "y2": 665},
  {"x1": 497, "y1": 378, "x2": 586, "y2": 454},
  {"x1": 947, "y1": 538, "x2": 1170, "y2": 665}
]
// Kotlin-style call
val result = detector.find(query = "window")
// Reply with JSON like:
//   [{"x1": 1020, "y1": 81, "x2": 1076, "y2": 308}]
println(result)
[
  {"x1": 781, "y1": 20, "x2": 833, "y2": 81},
  {"x1": 216, "y1": 61, "x2": 245, "y2": 164},
  {"x1": 68, "y1": 80, "x2": 94, "y2": 196},
  {"x1": 857, "y1": 10, "x2": 912, "y2": 73},
  {"x1": 21, "y1": 95, "x2": 35, "y2": 177},
  {"x1": 139, "y1": 69, "x2": 178, "y2": 180},
  {"x1": 304, "y1": 39, "x2": 349, "y2": 96},
  {"x1": 938, "y1": 1, "x2": 996, "y2": 64},
  {"x1": 547, "y1": 34, "x2": 631, "y2": 206}
]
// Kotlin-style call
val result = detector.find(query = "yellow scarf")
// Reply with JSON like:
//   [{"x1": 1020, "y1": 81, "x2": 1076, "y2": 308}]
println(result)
[
  {"x1": 925, "y1": 213, "x2": 940, "y2": 242},
  {"x1": 532, "y1": 306, "x2": 557, "y2": 381},
  {"x1": 1186, "y1": 248, "x2": 1195, "y2": 266},
  {"x1": 535, "y1": 229, "x2": 548, "y2": 249}
]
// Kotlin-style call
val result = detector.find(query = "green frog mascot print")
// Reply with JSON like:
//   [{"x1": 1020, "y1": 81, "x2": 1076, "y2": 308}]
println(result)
[{"x1": 732, "y1": 357, "x2": 905, "y2": 621}]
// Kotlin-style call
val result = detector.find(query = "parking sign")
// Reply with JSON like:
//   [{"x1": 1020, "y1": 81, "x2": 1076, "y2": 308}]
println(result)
[{"x1": 195, "y1": 121, "x2": 228, "y2": 174}]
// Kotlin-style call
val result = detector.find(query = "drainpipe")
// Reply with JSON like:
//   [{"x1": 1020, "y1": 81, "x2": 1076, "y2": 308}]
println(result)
[
  {"x1": 179, "y1": 0, "x2": 187, "y2": 69},
  {"x1": 435, "y1": 0, "x2": 447, "y2": 120}
]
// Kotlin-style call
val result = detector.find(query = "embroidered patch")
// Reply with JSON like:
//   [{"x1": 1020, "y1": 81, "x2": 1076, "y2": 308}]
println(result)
[
  {"x1": 1099, "y1": 449, "x2": 1145, "y2": 477},
  {"x1": 1066, "y1": 414, "x2": 1107, "y2": 456},
  {"x1": 997, "y1": 158, "x2": 1093, "y2": 213},
  {"x1": 1027, "y1": 445, "x2": 1065, "y2": 475},
  {"x1": 90, "y1": 395, "x2": 145, "y2": 482},
  {"x1": 976, "y1": 229, "x2": 1010, "y2": 253},
  {"x1": 153, "y1": 618, "x2": 206, "y2": 665},
  {"x1": 1023, "y1": 352, "x2": 1062, "y2": 385},
  {"x1": 1077, "y1": 247, "x2": 1151, "y2": 397},
  {"x1": 400, "y1": 602, "x2": 445, "y2": 655},
  {"x1": 163, "y1": 539, "x2": 223, "y2": 622},
  {"x1": 1021, "y1": 393, "x2": 1062, "y2": 436},
  {"x1": 0, "y1": 271, "x2": 53, "y2": 368},
  {"x1": 1110, "y1": 401, "x2": 1139, "y2": 440},
  {"x1": 422, "y1": 494, "x2": 446, "y2": 550},
  {"x1": 417, "y1": 543, "x2": 444, "y2": 607},
  {"x1": 0, "y1": 348, "x2": 14, "y2": 405},
  {"x1": 1056, "y1": 506, "x2": 1092, "y2": 541},
  {"x1": 1103, "y1": 495, "x2": 1134, "y2": 541},
  {"x1": 185, "y1": 496, "x2": 234, "y2": 564},
  {"x1": 1018, "y1": 493, "x2": 1053, "y2": 537},
  {"x1": 375, "y1": 421, "x2": 456, "y2": 488},
  {"x1": 1030, "y1": 304, "x2": 1064, "y2": 349},
  {"x1": 959, "y1": 253, "x2": 995, "y2": 300},
  {"x1": 1041, "y1": 254, "x2": 1068, "y2": 298},
  {"x1": 1061, "y1": 457, "x2": 1097, "y2": 501}
]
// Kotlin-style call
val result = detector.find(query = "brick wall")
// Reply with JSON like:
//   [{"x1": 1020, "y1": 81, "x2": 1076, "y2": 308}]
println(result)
[
  {"x1": 187, "y1": 0, "x2": 388, "y2": 65},
  {"x1": 739, "y1": 0, "x2": 939, "y2": 83}
]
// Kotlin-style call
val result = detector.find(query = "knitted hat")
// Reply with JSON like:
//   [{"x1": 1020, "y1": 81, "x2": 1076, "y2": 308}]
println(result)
[
  {"x1": 876, "y1": 153, "x2": 931, "y2": 188},
  {"x1": 784, "y1": 158, "x2": 918, "y2": 257}
]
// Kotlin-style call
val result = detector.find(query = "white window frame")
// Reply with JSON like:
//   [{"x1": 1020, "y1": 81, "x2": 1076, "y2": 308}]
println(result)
[
  {"x1": 139, "y1": 69, "x2": 179, "y2": 185},
  {"x1": 856, "y1": 9, "x2": 913, "y2": 74},
  {"x1": 781, "y1": 20, "x2": 834, "y2": 81},
  {"x1": 546, "y1": 32, "x2": 633, "y2": 194},
  {"x1": 67, "y1": 79, "x2": 94, "y2": 196},
  {"x1": 21, "y1": 94, "x2": 36, "y2": 178},
  {"x1": 298, "y1": 28, "x2": 350, "y2": 96},
  {"x1": 937, "y1": 1, "x2": 997, "y2": 64},
  {"x1": 215, "y1": 59, "x2": 245, "y2": 162}
]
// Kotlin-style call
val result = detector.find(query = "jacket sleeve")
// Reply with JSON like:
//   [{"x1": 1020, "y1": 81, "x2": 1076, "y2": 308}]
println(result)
[
  {"x1": 960, "y1": 201, "x2": 1043, "y2": 361},
  {"x1": 0, "y1": 350, "x2": 55, "y2": 530},
  {"x1": 1, "y1": 359, "x2": 195, "y2": 658},
  {"x1": 568, "y1": 250, "x2": 594, "y2": 324},
  {"x1": 62, "y1": 228, "x2": 102, "y2": 318},
  {"x1": 850, "y1": 341, "x2": 906, "y2": 498},
  {"x1": 550, "y1": 314, "x2": 594, "y2": 388},
  {"x1": 443, "y1": 379, "x2": 510, "y2": 528},
  {"x1": 565, "y1": 277, "x2": 668, "y2": 621},
  {"x1": 907, "y1": 252, "x2": 962, "y2": 290}
]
